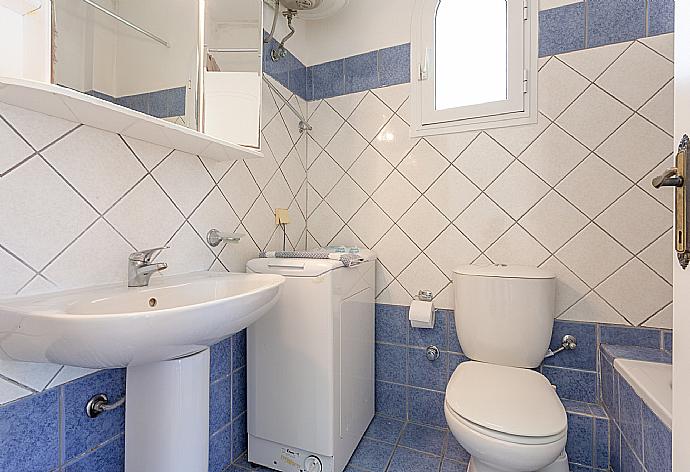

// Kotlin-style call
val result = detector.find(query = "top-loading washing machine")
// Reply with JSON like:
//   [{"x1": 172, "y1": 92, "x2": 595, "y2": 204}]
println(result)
[{"x1": 246, "y1": 250, "x2": 376, "y2": 472}]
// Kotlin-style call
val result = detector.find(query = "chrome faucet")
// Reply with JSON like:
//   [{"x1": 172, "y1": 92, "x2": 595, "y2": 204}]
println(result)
[{"x1": 128, "y1": 247, "x2": 168, "y2": 287}]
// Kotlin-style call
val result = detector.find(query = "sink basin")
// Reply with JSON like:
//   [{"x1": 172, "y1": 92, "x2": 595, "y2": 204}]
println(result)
[{"x1": 0, "y1": 271, "x2": 285, "y2": 369}]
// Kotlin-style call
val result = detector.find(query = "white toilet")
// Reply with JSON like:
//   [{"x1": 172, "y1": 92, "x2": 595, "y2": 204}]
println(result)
[{"x1": 445, "y1": 265, "x2": 569, "y2": 472}]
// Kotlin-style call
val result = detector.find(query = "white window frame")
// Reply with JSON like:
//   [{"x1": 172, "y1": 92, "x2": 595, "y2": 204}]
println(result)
[{"x1": 410, "y1": 0, "x2": 538, "y2": 137}]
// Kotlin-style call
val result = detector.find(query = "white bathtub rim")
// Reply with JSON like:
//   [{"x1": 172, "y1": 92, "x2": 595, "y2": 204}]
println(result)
[{"x1": 613, "y1": 358, "x2": 672, "y2": 430}]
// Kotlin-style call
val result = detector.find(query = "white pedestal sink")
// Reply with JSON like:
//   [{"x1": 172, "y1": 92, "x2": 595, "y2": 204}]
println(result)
[{"x1": 0, "y1": 271, "x2": 284, "y2": 472}]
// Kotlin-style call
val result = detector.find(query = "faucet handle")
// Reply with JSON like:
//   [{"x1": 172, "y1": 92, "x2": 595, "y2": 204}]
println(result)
[{"x1": 129, "y1": 247, "x2": 169, "y2": 263}]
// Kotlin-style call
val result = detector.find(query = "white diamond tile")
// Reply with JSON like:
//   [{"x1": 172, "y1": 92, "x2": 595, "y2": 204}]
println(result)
[
  {"x1": 372, "y1": 84, "x2": 409, "y2": 112},
  {"x1": 639, "y1": 80, "x2": 674, "y2": 135},
  {"x1": 162, "y1": 223, "x2": 216, "y2": 275},
  {"x1": 105, "y1": 176, "x2": 183, "y2": 250},
  {"x1": 455, "y1": 195, "x2": 513, "y2": 251},
  {"x1": 348, "y1": 93, "x2": 393, "y2": 140},
  {"x1": 0, "y1": 102, "x2": 77, "y2": 151},
  {"x1": 217, "y1": 225, "x2": 261, "y2": 272},
  {"x1": 308, "y1": 102, "x2": 344, "y2": 147},
  {"x1": 519, "y1": 124, "x2": 590, "y2": 185},
  {"x1": 596, "y1": 42, "x2": 673, "y2": 110},
  {"x1": 0, "y1": 247, "x2": 35, "y2": 296},
  {"x1": 425, "y1": 225, "x2": 480, "y2": 279},
  {"x1": 189, "y1": 188, "x2": 240, "y2": 254},
  {"x1": 556, "y1": 154, "x2": 631, "y2": 218},
  {"x1": 261, "y1": 83, "x2": 280, "y2": 130},
  {"x1": 326, "y1": 123, "x2": 368, "y2": 170},
  {"x1": 286, "y1": 198, "x2": 307, "y2": 246},
  {"x1": 596, "y1": 186, "x2": 671, "y2": 253},
  {"x1": 242, "y1": 197, "x2": 278, "y2": 250},
  {"x1": 455, "y1": 133, "x2": 514, "y2": 190},
  {"x1": 398, "y1": 253, "x2": 449, "y2": 296},
  {"x1": 281, "y1": 148, "x2": 307, "y2": 194},
  {"x1": 639, "y1": 230, "x2": 673, "y2": 283},
  {"x1": 43, "y1": 126, "x2": 146, "y2": 213},
  {"x1": 0, "y1": 378, "x2": 31, "y2": 405},
  {"x1": 0, "y1": 158, "x2": 97, "y2": 268},
  {"x1": 46, "y1": 366, "x2": 97, "y2": 389},
  {"x1": 43, "y1": 219, "x2": 132, "y2": 290},
  {"x1": 263, "y1": 171, "x2": 293, "y2": 211},
  {"x1": 642, "y1": 303, "x2": 672, "y2": 329},
  {"x1": 263, "y1": 114, "x2": 295, "y2": 164},
  {"x1": 0, "y1": 116, "x2": 35, "y2": 173},
  {"x1": 426, "y1": 166, "x2": 480, "y2": 221},
  {"x1": 559, "y1": 291, "x2": 629, "y2": 325},
  {"x1": 485, "y1": 161, "x2": 549, "y2": 219},
  {"x1": 282, "y1": 100, "x2": 303, "y2": 144},
  {"x1": 219, "y1": 162, "x2": 261, "y2": 218},
  {"x1": 433, "y1": 284, "x2": 454, "y2": 310},
  {"x1": 348, "y1": 146, "x2": 393, "y2": 195},
  {"x1": 597, "y1": 114, "x2": 673, "y2": 181},
  {"x1": 398, "y1": 197, "x2": 449, "y2": 249},
  {"x1": 122, "y1": 136, "x2": 172, "y2": 171},
  {"x1": 559, "y1": 41, "x2": 630, "y2": 81},
  {"x1": 326, "y1": 175, "x2": 368, "y2": 221},
  {"x1": 538, "y1": 56, "x2": 550, "y2": 70},
  {"x1": 326, "y1": 91, "x2": 366, "y2": 119},
  {"x1": 0, "y1": 360, "x2": 61, "y2": 391},
  {"x1": 557, "y1": 85, "x2": 633, "y2": 150},
  {"x1": 307, "y1": 184, "x2": 324, "y2": 217},
  {"x1": 487, "y1": 113, "x2": 550, "y2": 157},
  {"x1": 485, "y1": 225, "x2": 550, "y2": 267},
  {"x1": 153, "y1": 151, "x2": 214, "y2": 217},
  {"x1": 376, "y1": 280, "x2": 412, "y2": 306},
  {"x1": 17, "y1": 275, "x2": 56, "y2": 296},
  {"x1": 540, "y1": 256, "x2": 590, "y2": 315},
  {"x1": 397, "y1": 140, "x2": 449, "y2": 193},
  {"x1": 596, "y1": 258, "x2": 671, "y2": 325},
  {"x1": 640, "y1": 33, "x2": 674, "y2": 62},
  {"x1": 247, "y1": 135, "x2": 279, "y2": 189},
  {"x1": 348, "y1": 200, "x2": 394, "y2": 248},
  {"x1": 372, "y1": 115, "x2": 418, "y2": 166},
  {"x1": 521, "y1": 191, "x2": 588, "y2": 252},
  {"x1": 538, "y1": 57, "x2": 590, "y2": 120},
  {"x1": 556, "y1": 223, "x2": 631, "y2": 287},
  {"x1": 371, "y1": 170, "x2": 421, "y2": 222},
  {"x1": 640, "y1": 154, "x2": 674, "y2": 211},
  {"x1": 426, "y1": 131, "x2": 479, "y2": 161},
  {"x1": 373, "y1": 225, "x2": 420, "y2": 277},
  {"x1": 308, "y1": 151, "x2": 344, "y2": 198},
  {"x1": 308, "y1": 201, "x2": 344, "y2": 247},
  {"x1": 374, "y1": 260, "x2": 395, "y2": 297},
  {"x1": 397, "y1": 99, "x2": 410, "y2": 125},
  {"x1": 330, "y1": 224, "x2": 364, "y2": 249}
]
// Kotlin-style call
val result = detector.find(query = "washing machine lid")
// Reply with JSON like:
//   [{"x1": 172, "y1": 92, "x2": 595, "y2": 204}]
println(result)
[
  {"x1": 246, "y1": 249, "x2": 376, "y2": 277},
  {"x1": 453, "y1": 264, "x2": 555, "y2": 279},
  {"x1": 446, "y1": 362, "x2": 566, "y2": 438}
]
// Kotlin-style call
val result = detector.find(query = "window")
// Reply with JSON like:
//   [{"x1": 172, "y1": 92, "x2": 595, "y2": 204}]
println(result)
[{"x1": 411, "y1": 0, "x2": 538, "y2": 136}]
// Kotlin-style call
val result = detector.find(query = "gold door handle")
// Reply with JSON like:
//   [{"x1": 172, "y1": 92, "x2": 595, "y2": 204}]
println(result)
[{"x1": 652, "y1": 167, "x2": 684, "y2": 188}]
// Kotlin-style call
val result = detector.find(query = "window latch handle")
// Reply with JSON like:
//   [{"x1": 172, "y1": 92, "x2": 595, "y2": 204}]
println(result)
[{"x1": 419, "y1": 48, "x2": 430, "y2": 81}]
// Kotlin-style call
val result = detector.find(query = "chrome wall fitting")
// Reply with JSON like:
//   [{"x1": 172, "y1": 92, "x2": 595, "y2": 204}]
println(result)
[
  {"x1": 86, "y1": 393, "x2": 126, "y2": 418},
  {"x1": 426, "y1": 345, "x2": 440, "y2": 361},
  {"x1": 207, "y1": 229, "x2": 243, "y2": 247},
  {"x1": 417, "y1": 290, "x2": 434, "y2": 302}
]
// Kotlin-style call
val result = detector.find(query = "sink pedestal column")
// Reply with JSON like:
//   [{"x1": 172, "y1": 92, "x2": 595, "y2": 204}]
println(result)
[{"x1": 125, "y1": 349, "x2": 210, "y2": 472}]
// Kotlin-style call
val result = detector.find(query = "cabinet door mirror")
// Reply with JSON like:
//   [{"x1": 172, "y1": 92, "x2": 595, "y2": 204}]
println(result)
[{"x1": 51, "y1": 0, "x2": 263, "y2": 150}]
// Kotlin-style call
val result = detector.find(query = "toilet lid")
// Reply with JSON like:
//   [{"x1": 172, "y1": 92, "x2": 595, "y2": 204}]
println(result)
[{"x1": 446, "y1": 361, "x2": 566, "y2": 438}]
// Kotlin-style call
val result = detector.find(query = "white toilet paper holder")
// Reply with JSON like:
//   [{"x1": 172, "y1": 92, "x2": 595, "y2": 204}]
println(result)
[{"x1": 416, "y1": 290, "x2": 434, "y2": 302}]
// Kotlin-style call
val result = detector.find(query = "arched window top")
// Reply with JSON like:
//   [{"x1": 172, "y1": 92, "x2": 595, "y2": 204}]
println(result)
[{"x1": 410, "y1": 0, "x2": 538, "y2": 136}]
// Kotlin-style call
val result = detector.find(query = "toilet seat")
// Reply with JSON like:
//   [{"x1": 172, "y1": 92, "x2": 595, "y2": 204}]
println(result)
[{"x1": 446, "y1": 361, "x2": 567, "y2": 443}]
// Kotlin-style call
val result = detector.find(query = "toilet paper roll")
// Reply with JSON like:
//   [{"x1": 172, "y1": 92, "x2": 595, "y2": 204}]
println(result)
[{"x1": 409, "y1": 300, "x2": 435, "y2": 329}]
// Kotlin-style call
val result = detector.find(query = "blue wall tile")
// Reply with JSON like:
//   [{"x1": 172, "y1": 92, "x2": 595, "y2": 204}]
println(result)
[
  {"x1": 209, "y1": 425, "x2": 233, "y2": 472},
  {"x1": 543, "y1": 366, "x2": 597, "y2": 403},
  {"x1": 595, "y1": 417, "x2": 610, "y2": 470},
  {"x1": 345, "y1": 51, "x2": 380, "y2": 94},
  {"x1": 210, "y1": 337, "x2": 233, "y2": 382},
  {"x1": 441, "y1": 458, "x2": 469, "y2": 472},
  {"x1": 610, "y1": 423, "x2": 621, "y2": 472},
  {"x1": 349, "y1": 438, "x2": 395, "y2": 472},
  {"x1": 600, "y1": 354, "x2": 618, "y2": 422},
  {"x1": 289, "y1": 65, "x2": 308, "y2": 100},
  {"x1": 398, "y1": 423, "x2": 447, "y2": 456},
  {"x1": 231, "y1": 412, "x2": 247, "y2": 461},
  {"x1": 64, "y1": 435, "x2": 124, "y2": 472},
  {"x1": 305, "y1": 67, "x2": 314, "y2": 101},
  {"x1": 168, "y1": 87, "x2": 186, "y2": 117},
  {"x1": 619, "y1": 379, "x2": 643, "y2": 458},
  {"x1": 232, "y1": 330, "x2": 247, "y2": 370},
  {"x1": 232, "y1": 366, "x2": 247, "y2": 420},
  {"x1": 599, "y1": 325, "x2": 661, "y2": 349},
  {"x1": 388, "y1": 446, "x2": 441, "y2": 472},
  {"x1": 364, "y1": 415, "x2": 405, "y2": 444},
  {"x1": 378, "y1": 44, "x2": 411, "y2": 88},
  {"x1": 600, "y1": 344, "x2": 671, "y2": 364},
  {"x1": 642, "y1": 404, "x2": 672, "y2": 472},
  {"x1": 376, "y1": 343, "x2": 408, "y2": 384},
  {"x1": 409, "y1": 309, "x2": 447, "y2": 350},
  {"x1": 663, "y1": 331, "x2": 673, "y2": 352},
  {"x1": 376, "y1": 304, "x2": 409, "y2": 345},
  {"x1": 210, "y1": 375, "x2": 232, "y2": 434},
  {"x1": 408, "y1": 387, "x2": 446, "y2": 427},
  {"x1": 566, "y1": 413, "x2": 594, "y2": 466},
  {"x1": 587, "y1": 0, "x2": 646, "y2": 48},
  {"x1": 311, "y1": 60, "x2": 345, "y2": 100},
  {"x1": 375, "y1": 381, "x2": 407, "y2": 420},
  {"x1": 447, "y1": 314, "x2": 462, "y2": 354},
  {"x1": 620, "y1": 434, "x2": 645, "y2": 472},
  {"x1": 539, "y1": 3, "x2": 586, "y2": 57},
  {"x1": 444, "y1": 435, "x2": 471, "y2": 463},
  {"x1": 0, "y1": 389, "x2": 59, "y2": 472},
  {"x1": 63, "y1": 369, "x2": 126, "y2": 461},
  {"x1": 544, "y1": 321, "x2": 596, "y2": 370},
  {"x1": 649, "y1": 0, "x2": 675, "y2": 36},
  {"x1": 408, "y1": 347, "x2": 448, "y2": 391}
]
